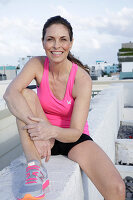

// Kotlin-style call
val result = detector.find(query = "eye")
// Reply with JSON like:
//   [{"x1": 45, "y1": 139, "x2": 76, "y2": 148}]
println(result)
[
  {"x1": 47, "y1": 38, "x2": 53, "y2": 41},
  {"x1": 61, "y1": 38, "x2": 67, "y2": 41}
]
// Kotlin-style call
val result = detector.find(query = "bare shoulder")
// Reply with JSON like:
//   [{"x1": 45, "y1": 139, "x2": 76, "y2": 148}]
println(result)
[
  {"x1": 25, "y1": 56, "x2": 46, "y2": 69},
  {"x1": 76, "y1": 66, "x2": 92, "y2": 89},
  {"x1": 73, "y1": 66, "x2": 92, "y2": 98},
  {"x1": 73, "y1": 67, "x2": 92, "y2": 98}
]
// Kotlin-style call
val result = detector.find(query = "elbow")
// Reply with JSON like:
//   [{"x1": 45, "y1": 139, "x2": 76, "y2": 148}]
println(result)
[
  {"x1": 75, "y1": 129, "x2": 82, "y2": 142},
  {"x1": 3, "y1": 89, "x2": 11, "y2": 103},
  {"x1": 3, "y1": 91, "x2": 8, "y2": 102}
]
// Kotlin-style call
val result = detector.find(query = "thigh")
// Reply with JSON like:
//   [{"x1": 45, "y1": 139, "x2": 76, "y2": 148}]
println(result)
[{"x1": 68, "y1": 141, "x2": 124, "y2": 198}]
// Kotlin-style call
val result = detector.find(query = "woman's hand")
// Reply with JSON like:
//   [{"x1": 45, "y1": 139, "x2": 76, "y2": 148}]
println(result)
[
  {"x1": 34, "y1": 140, "x2": 53, "y2": 162},
  {"x1": 23, "y1": 116, "x2": 55, "y2": 141}
]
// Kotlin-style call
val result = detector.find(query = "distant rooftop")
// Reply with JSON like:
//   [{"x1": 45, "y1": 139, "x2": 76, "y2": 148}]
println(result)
[
  {"x1": 122, "y1": 41, "x2": 133, "y2": 49},
  {"x1": 118, "y1": 42, "x2": 133, "y2": 63}
]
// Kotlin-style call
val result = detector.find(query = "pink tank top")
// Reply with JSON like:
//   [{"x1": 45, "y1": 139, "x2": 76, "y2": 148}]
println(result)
[{"x1": 37, "y1": 57, "x2": 89, "y2": 135}]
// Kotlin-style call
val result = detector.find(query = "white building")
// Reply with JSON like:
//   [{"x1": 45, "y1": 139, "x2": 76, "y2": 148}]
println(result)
[
  {"x1": 122, "y1": 62, "x2": 133, "y2": 72},
  {"x1": 17, "y1": 56, "x2": 33, "y2": 74},
  {"x1": 0, "y1": 66, "x2": 16, "y2": 80},
  {"x1": 92, "y1": 60, "x2": 112, "y2": 77},
  {"x1": 118, "y1": 42, "x2": 133, "y2": 72}
]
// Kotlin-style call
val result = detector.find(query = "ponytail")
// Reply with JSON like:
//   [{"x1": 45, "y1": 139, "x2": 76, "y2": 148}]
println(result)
[{"x1": 67, "y1": 52, "x2": 90, "y2": 75}]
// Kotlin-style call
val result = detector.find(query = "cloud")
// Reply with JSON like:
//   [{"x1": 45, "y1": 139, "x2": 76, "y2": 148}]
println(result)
[
  {"x1": 0, "y1": 17, "x2": 43, "y2": 61},
  {"x1": 0, "y1": 0, "x2": 12, "y2": 5},
  {"x1": 75, "y1": 7, "x2": 133, "y2": 38},
  {"x1": 0, "y1": 5, "x2": 133, "y2": 65},
  {"x1": 52, "y1": 6, "x2": 133, "y2": 63}
]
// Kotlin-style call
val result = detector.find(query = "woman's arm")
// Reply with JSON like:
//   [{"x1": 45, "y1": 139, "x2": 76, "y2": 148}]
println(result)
[
  {"x1": 3, "y1": 57, "x2": 47, "y2": 125},
  {"x1": 24, "y1": 69, "x2": 92, "y2": 143},
  {"x1": 55, "y1": 72, "x2": 92, "y2": 142}
]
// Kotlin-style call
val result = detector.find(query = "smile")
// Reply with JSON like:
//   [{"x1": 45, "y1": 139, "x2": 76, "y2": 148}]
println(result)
[{"x1": 51, "y1": 51, "x2": 63, "y2": 55}]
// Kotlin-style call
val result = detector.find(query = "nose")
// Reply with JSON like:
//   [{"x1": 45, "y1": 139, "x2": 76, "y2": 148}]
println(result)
[{"x1": 53, "y1": 40, "x2": 60, "y2": 49}]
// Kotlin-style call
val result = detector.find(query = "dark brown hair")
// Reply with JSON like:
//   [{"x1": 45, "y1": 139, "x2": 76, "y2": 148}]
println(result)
[{"x1": 42, "y1": 16, "x2": 90, "y2": 74}]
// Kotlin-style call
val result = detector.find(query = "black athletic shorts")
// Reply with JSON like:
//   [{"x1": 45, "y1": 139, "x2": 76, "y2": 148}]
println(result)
[{"x1": 51, "y1": 133, "x2": 93, "y2": 156}]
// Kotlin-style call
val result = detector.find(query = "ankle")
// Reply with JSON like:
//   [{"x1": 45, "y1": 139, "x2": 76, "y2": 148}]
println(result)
[{"x1": 27, "y1": 160, "x2": 41, "y2": 167}]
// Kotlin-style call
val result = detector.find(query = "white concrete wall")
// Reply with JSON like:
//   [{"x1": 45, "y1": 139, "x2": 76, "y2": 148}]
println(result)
[
  {"x1": 123, "y1": 83, "x2": 133, "y2": 107},
  {"x1": 84, "y1": 84, "x2": 123, "y2": 200},
  {"x1": 0, "y1": 109, "x2": 23, "y2": 170},
  {"x1": 122, "y1": 62, "x2": 133, "y2": 72},
  {"x1": 0, "y1": 82, "x2": 130, "y2": 200},
  {"x1": 0, "y1": 80, "x2": 11, "y2": 97},
  {"x1": 0, "y1": 80, "x2": 11, "y2": 110},
  {"x1": 123, "y1": 108, "x2": 133, "y2": 121}
]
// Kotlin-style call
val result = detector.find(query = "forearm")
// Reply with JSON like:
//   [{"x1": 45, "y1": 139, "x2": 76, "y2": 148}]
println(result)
[
  {"x1": 4, "y1": 90, "x2": 35, "y2": 124},
  {"x1": 54, "y1": 126, "x2": 82, "y2": 143}
]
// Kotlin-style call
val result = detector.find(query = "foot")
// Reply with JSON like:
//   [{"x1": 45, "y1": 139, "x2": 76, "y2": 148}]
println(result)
[{"x1": 17, "y1": 160, "x2": 49, "y2": 200}]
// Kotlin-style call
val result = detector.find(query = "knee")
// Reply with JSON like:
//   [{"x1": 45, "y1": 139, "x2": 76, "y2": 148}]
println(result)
[
  {"x1": 22, "y1": 88, "x2": 38, "y2": 103},
  {"x1": 113, "y1": 179, "x2": 125, "y2": 198}
]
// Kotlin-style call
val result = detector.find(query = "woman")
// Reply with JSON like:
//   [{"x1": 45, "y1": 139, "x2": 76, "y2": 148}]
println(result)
[{"x1": 4, "y1": 16, "x2": 125, "y2": 200}]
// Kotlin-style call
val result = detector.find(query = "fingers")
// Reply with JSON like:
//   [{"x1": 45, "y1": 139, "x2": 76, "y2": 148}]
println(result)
[
  {"x1": 23, "y1": 123, "x2": 37, "y2": 130},
  {"x1": 34, "y1": 140, "x2": 51, "y2": 162},
  {"x1": 30, "y1": 134, "x2": 50, "y2": 141},
  {"x1": 31, "y1": 135, "x2": 40, "y2": 140},
  {"x1": 45, "y1": 147, "x2": 51, "y2": 162}
]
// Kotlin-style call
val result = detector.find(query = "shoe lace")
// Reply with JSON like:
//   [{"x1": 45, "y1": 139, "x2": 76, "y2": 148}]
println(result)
[{"x1": 25, "y1": 165, "x2": 40, "y2": 184}]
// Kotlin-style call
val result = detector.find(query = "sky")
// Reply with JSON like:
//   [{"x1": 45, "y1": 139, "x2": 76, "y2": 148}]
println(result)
[{"x1": 0, "y1": 0, "x2": 133, "y2": 66}]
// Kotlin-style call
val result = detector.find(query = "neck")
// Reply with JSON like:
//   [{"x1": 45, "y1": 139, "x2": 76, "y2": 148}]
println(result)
[{"x1": 49, "y1": 59, "x2": 71, "y2": 76}]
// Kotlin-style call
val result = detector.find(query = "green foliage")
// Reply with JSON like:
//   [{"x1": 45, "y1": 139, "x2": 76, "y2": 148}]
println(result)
[
  {"x1": 119, "y1": 48, "x2": 133, "y2": 52},
  {"x1": 119, "y1": 52, "x2": 133, "y2": 56}
]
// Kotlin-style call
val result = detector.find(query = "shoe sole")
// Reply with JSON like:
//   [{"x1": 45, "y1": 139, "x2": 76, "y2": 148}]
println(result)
[
  {"x1": 18, "y1": 193, "x2": 45, "y2": 200},
  {"x1": 18, "y1": 179, "x2": 49, "y2": 200}
]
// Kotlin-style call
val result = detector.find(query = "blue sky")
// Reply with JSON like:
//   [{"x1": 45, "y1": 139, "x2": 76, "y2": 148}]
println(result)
[{"x1": 0, "y1": 0, "x2": 133, "y2": 66}]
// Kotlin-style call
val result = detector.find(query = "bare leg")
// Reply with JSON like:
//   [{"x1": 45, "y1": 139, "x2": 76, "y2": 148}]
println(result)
[
  {"x1": 16, "y1": 88, "x2": 54, "y2": 164},
  {"x1": 68, "y1": 141, "x2": 125, "y2": 200}
]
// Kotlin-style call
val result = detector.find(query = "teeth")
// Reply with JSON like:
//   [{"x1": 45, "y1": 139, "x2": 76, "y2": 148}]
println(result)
[{"x1": 52, "y1": 52, "x2": 63, "y2": 55}]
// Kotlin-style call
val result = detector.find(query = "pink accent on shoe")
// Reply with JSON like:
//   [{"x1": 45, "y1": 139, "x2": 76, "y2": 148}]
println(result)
[
  {"x1": 26, "y1": 181, "x2": 37, "y2": 184},
  {"x1": 26, "y1": 173, "x2": 30, "y2": 178},
  {"x1": 32, "y1": 172, "x2": 39, "y2": 176},
  {"x1": 42, "y1": 179, "x2": 49, "y2": 190},
  {"x1": 26, "y1": 165, "x2": 40, "y2": 172},
  {"x1": 25, "y1": 166, "x2": 40, "y2": 184},
  {"x1": 26, "y1": 178, "x2": 37, "y2": 181}
]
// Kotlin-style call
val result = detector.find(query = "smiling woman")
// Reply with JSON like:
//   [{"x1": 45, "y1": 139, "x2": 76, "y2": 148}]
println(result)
[
  {"x1": 3, "y1": 15, "x2": 125, "y2": 200},
  {"x1": 42, "y1": 23, "x2": 73, "y2": 63}
]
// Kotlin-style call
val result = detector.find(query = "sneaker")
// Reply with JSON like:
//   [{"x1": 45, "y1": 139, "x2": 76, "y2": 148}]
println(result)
[{"x1": 17, "y1": 160, "x2": 49, "y2": 200}]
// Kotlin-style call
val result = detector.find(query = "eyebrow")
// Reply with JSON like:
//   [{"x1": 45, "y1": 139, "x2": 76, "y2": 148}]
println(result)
[{"x1": 46, "y1": 36, "x2": 68, "y2": 38}]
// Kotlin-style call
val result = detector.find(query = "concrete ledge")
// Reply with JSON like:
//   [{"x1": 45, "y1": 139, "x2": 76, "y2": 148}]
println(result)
[
  {"x1": 0, "y1": 83, "x2": 127, "y2": 200},
  {"x1": 0, "y1": 144, "x2": 22, "y2": 170},
  {"x1": 123, "y1": 107, "x2": 133, "y2": 121},
  {"x1": 0, "y1": 155, "x2": 84, "y2": 200},
  {"x1": 0, "y1": 108, "x2": 11, "y2": 120},
  {"x1": 0, "y1": 109, "x2": 23, "y2": 169}
]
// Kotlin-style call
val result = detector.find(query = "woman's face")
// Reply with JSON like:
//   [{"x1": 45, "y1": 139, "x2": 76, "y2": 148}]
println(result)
[{"x1": 42, "y1": 24, "x2": 73, "y2": 63}]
